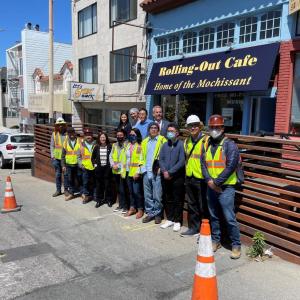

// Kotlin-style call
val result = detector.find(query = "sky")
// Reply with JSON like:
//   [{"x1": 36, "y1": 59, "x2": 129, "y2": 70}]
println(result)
[{"x1": 0, "y1": 0, "x2": 72, "y2": 66}]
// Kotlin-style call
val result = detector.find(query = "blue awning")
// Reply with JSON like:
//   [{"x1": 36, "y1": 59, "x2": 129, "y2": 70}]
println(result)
[{"x1": 145, "y1": 43, "x2": 279, "y2": 95}]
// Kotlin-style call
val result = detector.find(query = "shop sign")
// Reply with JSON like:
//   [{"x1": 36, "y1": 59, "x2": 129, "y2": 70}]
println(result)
[
  {"x1": 145, "y1": 43, "x2": 279, "y2": 95},
  {"x1": 222, "y1": 108, "x2": 234, "y2": 127},
  {"x1": 289, "y1": 0, "x2": 300, "y2": 14},
  {"x1": 69, "y1": 82, "x2": 103, "y2": 101}
]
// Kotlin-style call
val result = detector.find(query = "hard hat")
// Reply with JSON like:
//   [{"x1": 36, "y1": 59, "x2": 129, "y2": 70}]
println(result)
[
  {"x1": 186, "y1": 115, "x2": 201, "y2": 125},
  {"x1": 55, "y1": 117, "x2": 66, "y2": 125},
  {"x1": 83, "y1": 128, "x2": 93, "y2": 136},
  {"x1": 208, "y1": 114, "x2": 224, "y2": 127}
]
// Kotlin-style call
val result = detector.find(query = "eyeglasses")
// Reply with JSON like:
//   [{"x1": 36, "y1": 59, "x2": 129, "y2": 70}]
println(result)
[{"x1": 187, "y1": 123, "x2": 200, "y2": 129}]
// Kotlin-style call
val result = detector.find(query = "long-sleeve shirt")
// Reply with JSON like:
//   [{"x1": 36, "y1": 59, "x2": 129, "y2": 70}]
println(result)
[
  {"x1": 201, "y1": 136, "x2": 240, "y2": 186},
  {"x1": 140, "y1": 136, "x2": 159, "y2": 178},
  {"x1": 159, "y1": 139, "x2": 185, "y2": 177},
  {"x1": 134, "y1": 119, "x2": 152, "y2": 139},
  {"x1": 50, "y1": 132, "x2": 67, "y2": 159}
]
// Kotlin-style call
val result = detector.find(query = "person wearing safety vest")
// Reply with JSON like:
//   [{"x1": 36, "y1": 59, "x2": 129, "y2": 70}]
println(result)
[
  {"x1": 109, "y1": 129, "x2": 129, "y2": 214},
  {"x1": 78, "y1": 128, "x2": 96, "y2": 204},
  {"x1": 50, "y1": 117, "x2": 69, "y2": 197},
  {"x1": 61, "y1": 127, "x2": 81, "y2": 201},
  {"x1": 181, "y1": 115, "x2": 209, "y2": 237},
  {"x1": 201, "y1": 114, "x2": 242, "y2": 259},
  {"x1": 140, "y1": 122, "x2": 167, "y2": 224},
  {"x1": 122, "y1": 128, "x2": 144, "y2": 219}
]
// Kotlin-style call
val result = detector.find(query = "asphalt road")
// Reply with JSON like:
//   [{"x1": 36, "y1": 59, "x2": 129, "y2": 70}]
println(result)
[{"x1": 0, "y1": 168, "x2": 299, "y2": 300}]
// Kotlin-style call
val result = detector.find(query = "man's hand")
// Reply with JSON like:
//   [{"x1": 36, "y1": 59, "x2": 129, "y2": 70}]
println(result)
[
  {"x1": 163, "y1": 171, "x2": 171, "y2": 180},
  {"x1": 62, "y1": 167, "x2": 66, "y2": 173},
  {"x1": 208, "y1": 180, "x2": 222, "y2": 193}
]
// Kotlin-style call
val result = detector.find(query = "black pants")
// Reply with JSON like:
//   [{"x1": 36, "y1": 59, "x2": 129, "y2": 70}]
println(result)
[
  {"x1": 113, "y1": 174, "x2": 129, "y2": 210},
  {"x1": 185, "y1": 177, "x2": 208, "y2": 232},
  {"x1": 162, "y1": 176, "x2": 185, "y2": 224},
  {"x1": 66, "y1": 165, "x2": 81, "y2": 195},
  {"x1": 95, "y1": 166, "x2": 112, "y2": 203}
]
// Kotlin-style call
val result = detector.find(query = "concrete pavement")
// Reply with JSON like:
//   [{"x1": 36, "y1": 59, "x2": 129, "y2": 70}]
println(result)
[{"x1": 0, "y1": 167, "x2": 299, "y2": 300}]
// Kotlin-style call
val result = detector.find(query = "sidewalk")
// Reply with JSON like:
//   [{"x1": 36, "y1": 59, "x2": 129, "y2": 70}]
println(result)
[{"x1": 0, "y1": 168, "x2": 299, "y2": 300}]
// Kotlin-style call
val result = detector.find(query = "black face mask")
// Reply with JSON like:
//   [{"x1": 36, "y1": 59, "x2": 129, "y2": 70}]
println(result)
[{"x1": 117, "y1": 137, "x2": 124, "y2": 143}]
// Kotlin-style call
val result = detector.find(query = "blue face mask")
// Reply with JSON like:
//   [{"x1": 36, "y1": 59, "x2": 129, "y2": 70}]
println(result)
[
  {"x1": 129, "y1": 135, "x2": 137, "y2": 143},
  {"x1": 167, "y1": 132, "x2": 176, "y2": 141}
]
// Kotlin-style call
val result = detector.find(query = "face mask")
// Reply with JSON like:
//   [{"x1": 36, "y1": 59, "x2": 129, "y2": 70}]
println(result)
[
  {"x1": 129, "y1": 135, "x2": 137, "y2": 143},
  {"x1": 166, "y1": 132, "x2": 176, "y2": 141},
  {"x1": 117, "y1": 137, "x2": 124, "y2": 143},
  {"x1": 209, "y1": 129, "x2": 223, "y2": 139}
]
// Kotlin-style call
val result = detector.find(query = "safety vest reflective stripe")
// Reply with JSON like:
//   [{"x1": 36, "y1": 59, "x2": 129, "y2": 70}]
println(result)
[
  {"x1": 53, "y1": 132, "x2": 64, "y2": 159},
  {"x1": 81, "y1": 155, "x2": 91, "y2": 160},
  {"x1": 195, "y1": 262, "x2": 216, "y2": 278},
  {"x1": 80, "y1": 143, "x2": 95, "y2": 170},
  {"x1": 190, "y1": 154, "x2": 201, "y2": 159},
  {"x1": 66, "y1": 151, "x2": 77, "y2": 155}
]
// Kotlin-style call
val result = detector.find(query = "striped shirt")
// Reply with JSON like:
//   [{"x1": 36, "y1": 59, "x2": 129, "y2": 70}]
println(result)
[{"x1": 99, "y1": 146, "x2": 107, "y2": 166}]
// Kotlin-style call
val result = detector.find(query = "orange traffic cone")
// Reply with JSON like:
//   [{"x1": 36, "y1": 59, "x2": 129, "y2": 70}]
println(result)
[
  {"x1": 191, "y1": 219, "x2": 218, "y2": 300},
  {"x1": 1, "y1": 176, "x2": 21, "y2": 213}
]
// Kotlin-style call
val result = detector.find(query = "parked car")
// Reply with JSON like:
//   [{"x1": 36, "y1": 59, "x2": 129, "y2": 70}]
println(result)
[{"x1": 0, "y1": 133, "x2": 34, "y2": 169}]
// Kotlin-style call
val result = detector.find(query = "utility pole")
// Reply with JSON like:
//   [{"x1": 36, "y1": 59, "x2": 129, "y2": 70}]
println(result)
[{"x1": 48, "y1": 0, "x2": 54, "y2": 124}]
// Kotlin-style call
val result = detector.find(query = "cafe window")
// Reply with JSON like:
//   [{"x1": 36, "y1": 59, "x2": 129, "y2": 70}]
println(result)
[
  {"x1": 157, "y1": 38, "x2": 168, "y2": 58},
  {"x1": 169, "y1": 36, "x2": 179, "y2": 56},
  {"x1": 183, "y1": 32, "x2": 197, "y2": 54},
  {"x1": 110, "y1": 46, "x2": 137, "y2": 82},
  {"x1": 216, "y1": 23, "x2": 235, "y2": 48},
  {"x1": 110, "y1": 0, "x2": 137, "y2": 26},
  {"x1": 79, "y1": 55, "x2": 98, "y2": 83},
  {"x1": 199, "y1": 27, "x2": 215, "y2": 51},
  {"x1": 260, "y1": 11, "x2": 281, "y2": 39},
  {"x1": 78, "y1": 3, "x2": 97, "y2": 38},
  {"x1": 239, "y1": 17, "x2": 258, "y2": 43}
]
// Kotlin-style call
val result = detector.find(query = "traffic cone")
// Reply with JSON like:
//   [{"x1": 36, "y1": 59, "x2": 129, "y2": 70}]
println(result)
[
  {"x1": 1, "y1": 176, "x2": 21, "y2": 213},
  {"x1": 191, "y1": 219, "x2": 218, "y2": 300}
]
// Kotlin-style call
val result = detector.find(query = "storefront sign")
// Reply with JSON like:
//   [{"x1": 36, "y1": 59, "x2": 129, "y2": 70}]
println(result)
[
  {"x1": 69, "y1": 82, "x2": 103, "y2": 101},
  {"x1": 145, "y1": 43, "x2": 279, "y2": 95},
  {"x1": 222, "y1": 108, "x2": 234, "y2": 127},
  {"x1": 289, "y1": 0, "x2": 300, "y2": 14}
]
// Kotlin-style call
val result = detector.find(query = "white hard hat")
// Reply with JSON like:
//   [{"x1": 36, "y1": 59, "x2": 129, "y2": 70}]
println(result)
[
  {"x1": 55, "y1": 117, "x2": 66, "y2": 125},
  {"x1": 186, "y1": 115, "x2": 201, "y2": 125}
]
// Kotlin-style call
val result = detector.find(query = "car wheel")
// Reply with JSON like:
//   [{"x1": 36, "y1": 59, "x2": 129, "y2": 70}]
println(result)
[{"x1": 0, "y1": 153, "x2": 7, "y2": 169}]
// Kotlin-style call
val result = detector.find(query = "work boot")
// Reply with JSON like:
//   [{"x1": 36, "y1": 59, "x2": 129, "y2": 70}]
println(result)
[
  {"x1": 65, "y1": 194, "x2": 76, "y2": 201},
  {"x1": 136, "y1": 209, "x2": 144, "y2": 219},
  {"x1": 212, "y1": 242, "x2": 222, "y2": 252},
  {"x1": 230, "y1": 246, "x2": 241, "y2": 259},
  {"x1": 52, "y1": 191, "x2": 62, "y2": 197},
  {"x1": 95, "y1": 200, "x2": 104, "y2": 208},
  {"x1": 142, "y1": 215, "x2": 154, "y2": 223},
  {"x1": 155, "y1": 216, "x2": 162, "y2": 224},
  {"x1": 82, "y1": 195, "x2": 91, "y2": 204},
  {"x1": 64, "y1": 190, "x2": 70, "y2": 197},
  {"x1": 125, "y1": 207, "x2": 136, "y2": 217}
]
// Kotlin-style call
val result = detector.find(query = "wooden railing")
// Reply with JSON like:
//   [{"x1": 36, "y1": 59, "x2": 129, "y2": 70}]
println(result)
[{"x1": 33, "y1": 124, "x2": 300, "y2": 264}]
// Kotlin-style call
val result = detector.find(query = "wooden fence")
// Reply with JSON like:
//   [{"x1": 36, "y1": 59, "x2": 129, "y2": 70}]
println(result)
[{"x1": 33, "y1": 124, "x2": 300, "y2": 264}]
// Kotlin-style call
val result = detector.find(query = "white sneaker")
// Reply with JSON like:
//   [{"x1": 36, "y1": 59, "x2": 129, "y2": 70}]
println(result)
[
  {"x1": 160, "y1": 220, "x2": 174, "y2": 229},
  {"x1": 173, "y1": 222, "x2": 181, "y2": 232}
]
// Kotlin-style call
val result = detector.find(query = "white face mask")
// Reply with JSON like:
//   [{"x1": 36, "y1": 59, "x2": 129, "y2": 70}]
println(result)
[{"x1": 209, "y1": 129, "x2": 223, "y2": 139}]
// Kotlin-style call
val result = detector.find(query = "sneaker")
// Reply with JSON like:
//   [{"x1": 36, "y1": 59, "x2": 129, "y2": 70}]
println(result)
[
  {"x1": 121, "y1": 209, "x2": 127, "y2": 214},
  {"x1": 113, "y1": 206, "x2": 122, "y2": 212},
  {"x1": 142, "y1": 215, "x2": 154, "y2": 223},
  {"x1": 230, "y1": 246, "x2": 241, "y2": 259},
  {"x1": 173, "y1": 222, "x2": 181, "y2": 232},
  {"x1": 52, "y1": 191, "x2": 62, "y2": 197},
  {"x1": 160, "y1": 220, "x2": 174, "y2": 229},
  {"x1": 212, "y1": 242, "x2": 222, "y2": 252},
  {"x1": 180, "y1": 229, "x2": 199, "y2": 237}
]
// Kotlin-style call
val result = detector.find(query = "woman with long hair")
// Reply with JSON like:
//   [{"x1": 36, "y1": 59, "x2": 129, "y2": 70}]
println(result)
[
  {"x1": 117, "y1": 111, "x2": 132, "y2": 137},
  {"x1": 124, "y1": 128, "x2": 144, "y2": 218},
  {"x1": 92, "y1": 132, "x2": 113, "y2": 208}
]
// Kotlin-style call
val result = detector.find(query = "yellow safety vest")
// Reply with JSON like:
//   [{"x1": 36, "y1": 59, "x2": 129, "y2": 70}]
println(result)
[
  {"x1": 63, "y1": 138, "x2": 80, "y2": 165},
  {"x1": 184, "y1": 135, "x2": 207, "y2": 179},
  {"x1": 205, "y1": 138, "x2": 237, "y2": 185},
  {"x1": 111, "y1": 142, "x2": 128, "y2": 175},
  {"x1": 141, "y1": 135, "x2": 167, "y2": 168},
  {"x1": 80, "y1": 142, "x2": 95, "y2": 171},
  {"x1": 127, "y1": 143, "x2": 144, "y2": 178},
  {"x1": 52, "y1": 132, "x2": 65, "y2": 160}
]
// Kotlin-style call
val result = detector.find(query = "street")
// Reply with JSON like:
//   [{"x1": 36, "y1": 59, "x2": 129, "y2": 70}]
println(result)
[{"x1": 0, "y1": 167, "x2": 299, "y2": 300}]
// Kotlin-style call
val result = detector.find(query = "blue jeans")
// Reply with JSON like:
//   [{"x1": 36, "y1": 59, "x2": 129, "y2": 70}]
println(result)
[
  {"x1": 82, "y1": 169, "x2": 95, "y2": 197},
  {"x1": 207, "y1": 186, "x2": 241, "y2": 247},
  {"x1": 52, "y1": 159, "x2": 68, "y2": 192},
  {"x1": 127, "y1": 176, "x2": 144, "y2": 210},
  {"x1": 143, "y1": 174, "x2": 162, "y2": 217},
  {"x1": 66, "y1": 166, "x2": 81, "y2": 195}
]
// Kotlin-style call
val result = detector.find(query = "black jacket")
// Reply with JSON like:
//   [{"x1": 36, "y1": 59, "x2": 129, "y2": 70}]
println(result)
[{"x1": 92, "y1": 144, "x2": 112, "y2": 176}]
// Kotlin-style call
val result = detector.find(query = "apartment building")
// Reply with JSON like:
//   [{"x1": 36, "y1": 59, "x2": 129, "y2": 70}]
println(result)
[
  {"x1": 71, "y1": 0, "x2": 148, "y2": 126},
  {"x1": 6, "y1": 24, "x2": 72, "y2": 127}
]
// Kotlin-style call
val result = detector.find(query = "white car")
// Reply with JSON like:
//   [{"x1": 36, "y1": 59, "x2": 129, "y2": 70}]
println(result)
[{"x1": 0, "y1": 133, "x2": 34, "y2": 169}]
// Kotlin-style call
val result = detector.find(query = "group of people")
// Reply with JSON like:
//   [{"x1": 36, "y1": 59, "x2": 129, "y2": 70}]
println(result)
[{"x1": 50, "y1": 105, "x2": 243, "y2": 259}]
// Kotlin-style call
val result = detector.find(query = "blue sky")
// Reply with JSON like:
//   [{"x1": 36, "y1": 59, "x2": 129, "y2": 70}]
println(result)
[{"x1": 0, "y1": 0, "x2": 71, "y2": 66}]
